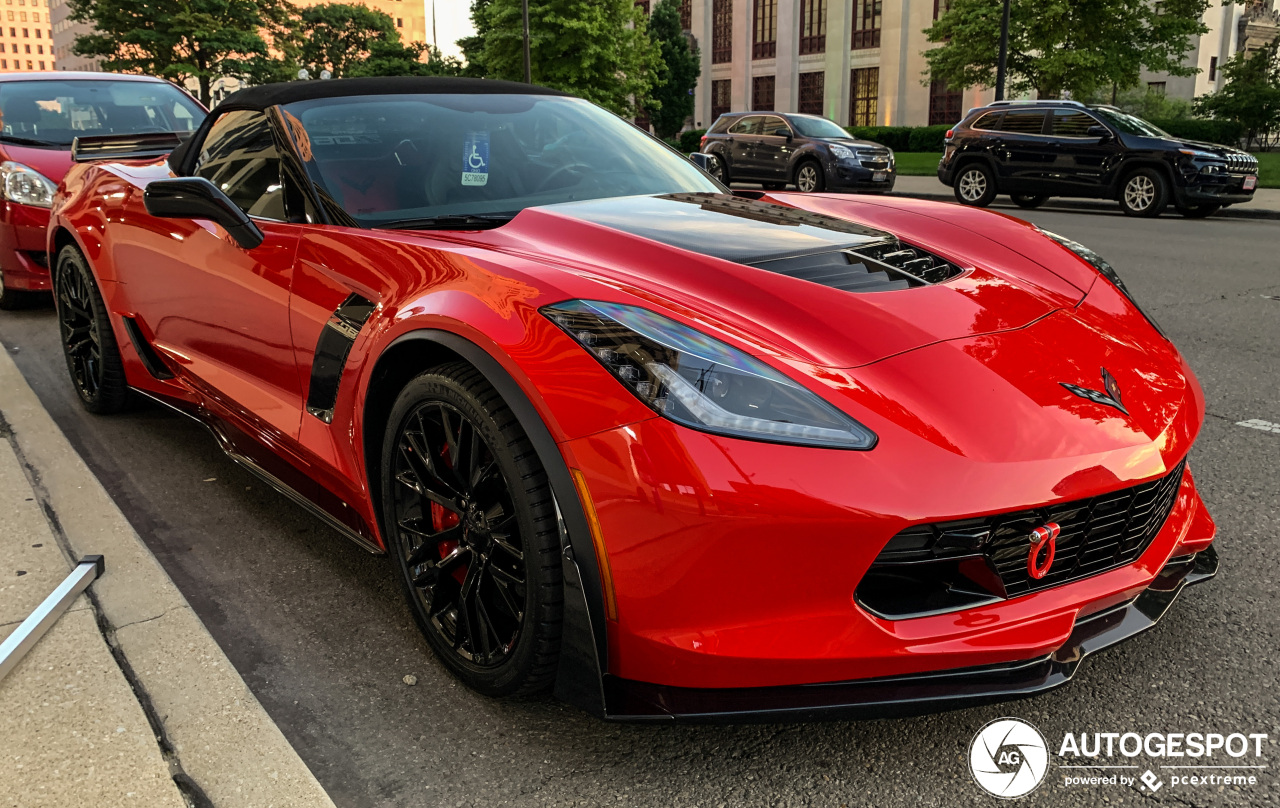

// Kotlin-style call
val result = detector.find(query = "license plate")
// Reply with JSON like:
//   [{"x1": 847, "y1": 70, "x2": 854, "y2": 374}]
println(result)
[
  {"x1": 873, "y1": 171, "x2": 887, "y2": 182},
  {"x1": 1243, "y1": 175, "x2": 1257, "y2": 191}
]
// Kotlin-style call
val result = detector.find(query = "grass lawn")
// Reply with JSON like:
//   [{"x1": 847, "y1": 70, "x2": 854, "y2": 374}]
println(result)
[
  {"x1": 894, "y1": 152, "x2": 942, "y2": 177},
  {"x1": 896, "y1": 151, "x2": 1279, "y2": 188}
]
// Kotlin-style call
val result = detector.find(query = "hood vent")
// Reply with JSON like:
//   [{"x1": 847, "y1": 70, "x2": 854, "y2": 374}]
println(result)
[{"x1": 749, "y1": 240, "x2": 961, "y2": 293}]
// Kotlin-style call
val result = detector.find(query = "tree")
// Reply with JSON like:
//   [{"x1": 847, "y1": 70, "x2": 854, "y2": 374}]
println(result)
[
  {"x1": 647, "y1": 0, "x2": 699, "y2": 138},
  {"x1": 1195, "y1": 40, "x2": 1280, "y2": 150},
  {"x1": 477, "y1": 0, "x2": 660, "y2": 117},
  {"x1": 350, "y1": 42, "x2": 466, "y2": 78},
  {"x1": 458, "y1": 0, "x2": 493, "y2": 77},
  {"x1": 924, "y1": 0, "x2": 1210, "y2": 101},
  {"x1": 69, "y1": 0, "x2": 290, "y2": 106},
  {"x1": 290, "y1": 3, "x2": 397, "y2": 79}
]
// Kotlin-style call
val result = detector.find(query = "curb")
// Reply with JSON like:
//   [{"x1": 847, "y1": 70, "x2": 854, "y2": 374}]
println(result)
[
  {"x1": 0, "y1": 344, "x2": 336, "y2": 808},
  {"x1": 890, "y1": 186, "x2": 1280, "y2": 221}
]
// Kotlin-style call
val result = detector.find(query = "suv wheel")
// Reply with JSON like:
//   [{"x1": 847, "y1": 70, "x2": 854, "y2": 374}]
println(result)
[
  {"x1": 1175, "y1": 203, "x2": 1221, "y2": 219},
  {"x1": 1011, "y1": 194, "x2": 1048, "y2": 210},
  {"x1": 954, "y1": 163, "x2": 996, "y2": 207},
  {"x1": 706, "y1": 153, "x2": 729, "y2": 184},
  {"x1": 795, "y1": 160, "x2": 825, "y2": 193},
  {"x1": 1120, "y1": 169, "x2": 1169, "y2": 217}
]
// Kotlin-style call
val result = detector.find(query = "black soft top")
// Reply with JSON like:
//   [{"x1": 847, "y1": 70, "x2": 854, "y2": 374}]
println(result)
[{"x1": 169, "y1": 76, "x2": 567, "y2": 175}]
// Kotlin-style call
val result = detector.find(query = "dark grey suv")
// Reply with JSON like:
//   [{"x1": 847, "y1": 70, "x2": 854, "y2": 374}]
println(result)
[{"x1": 699, "y1": 111, "x2": 895, "y2": 193}]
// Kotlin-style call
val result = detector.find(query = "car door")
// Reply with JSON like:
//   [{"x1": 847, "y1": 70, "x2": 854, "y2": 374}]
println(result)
[
  {"x1": 725, "y1": 115, "x2": 763, "y2": 178},
  {"x1": 1049, "y1": 109, "x2": 1122, "y2": 198},
  {"x1": 123, "y1": 109, "x2": 305, "y2": 442},
  {"x1": 752, "y1": 115, "x2": 796, "y2": 181},
  {"x1": 988, "y1": 109, "x2": 1055, "y2": 191}
]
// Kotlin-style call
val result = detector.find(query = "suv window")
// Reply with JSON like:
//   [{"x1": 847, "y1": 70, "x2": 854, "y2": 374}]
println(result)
[
  {"x1": 759, "y1": 116, "x2": 791, "y2": 137},
  {"x1": 972, "y1": 111, "x2": 1003, "y2": 130},
  {"x1": 194, "y1": 110, "x2": 286, "y2": 221},
  {"x1": 1053, "y1": 110, "x2": 1102, "y2": 137},
  {"x1": 998, "y1": 110, "x2": 1047, "y2": 135},
  {"x1": 728, "y1": 116, "x2": 762, "y2": 135},
  {"x1": 708, "y1": 116, "x2": 734, "y2": 134}
]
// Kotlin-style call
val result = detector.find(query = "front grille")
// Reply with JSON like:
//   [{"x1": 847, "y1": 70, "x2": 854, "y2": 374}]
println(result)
[
  {"x1": 858, "y1": 150, "x2": 891, "y2": 170},
  {"x1": 857, "y1": 460, "x2": 1187, "y2": 618},
  {"x1": 1225, "y1": 153, "x2": 1258, "y2": 175}
]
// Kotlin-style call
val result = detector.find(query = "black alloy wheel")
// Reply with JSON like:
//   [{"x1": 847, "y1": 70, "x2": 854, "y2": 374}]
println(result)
[
  {"x1": 54, "y1": 245, "x2": 129, "y2": 413},
  {"x1": 382, "y1": 364, "x2": 562, "y2": 696},
  {"x1": 1011, "y1": 194, "x2": 1048, "y2": 209},
  {"x1": 706, "y1": 153, "x2": 728, "y2": 184}
]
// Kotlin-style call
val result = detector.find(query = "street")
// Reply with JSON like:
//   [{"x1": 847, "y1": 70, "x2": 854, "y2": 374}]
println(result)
[{"x1": 1, "y1": 205, "x2": 1277, "y2": 807}]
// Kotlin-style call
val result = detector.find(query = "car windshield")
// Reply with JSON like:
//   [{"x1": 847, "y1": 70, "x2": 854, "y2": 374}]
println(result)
[
  {"x1": 0, "y1": 79, "x2": 204, "y2": 148},
  {"x1": 1093, "y1": 108, "x2": 1169, "y2": 138},
  {"x1": 789, "y1": 115, "x2": 851, "y2": 139},
  {"x1": 281, "y1": 94, "x2": 722, "y2": 228}
]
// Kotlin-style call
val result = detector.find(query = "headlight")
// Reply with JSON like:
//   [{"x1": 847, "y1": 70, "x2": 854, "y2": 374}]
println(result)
[
  {"x1": 0, "y1": 161, "x2": 57, "y2": 208},
  {"x1": 542, "y1": 300, "x2": 877, "y2": 449},
  {"x1": 1178, "y1": 148, "x2": 1219, "y2": 160},
  {"x1": 829, "y1": 144, "x2": 855, "y2": 160},
  {"x1": 1039, "y1": 229, "x2": 1165, "y2": 337}
]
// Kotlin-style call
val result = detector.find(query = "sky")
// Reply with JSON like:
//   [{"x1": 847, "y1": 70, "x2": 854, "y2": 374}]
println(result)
[{"x1": 429, "y1": 1, "x2": 478, "y2": 60}]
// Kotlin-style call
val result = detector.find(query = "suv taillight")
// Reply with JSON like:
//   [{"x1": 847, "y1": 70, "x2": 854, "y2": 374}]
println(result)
[
  {"x1": 700, "y1": 136, "x2": 707, "y2": 149},
  {"x1": 945, "y1": 129, "x2": 954, "y2": 140}
]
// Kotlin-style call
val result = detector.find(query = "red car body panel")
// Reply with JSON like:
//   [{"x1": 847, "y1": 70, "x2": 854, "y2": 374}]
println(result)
[{"x1": 48, "y1": 107, "x2": 1216, "y2": 718}]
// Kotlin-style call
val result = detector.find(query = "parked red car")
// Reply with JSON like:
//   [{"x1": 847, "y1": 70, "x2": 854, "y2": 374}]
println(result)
[
  {"x1": 0, "y1": 72, "x2": 204, "y2": 309},
  {"x1": 48, "y1": 77, "x2": 1216, "y2": 721}
]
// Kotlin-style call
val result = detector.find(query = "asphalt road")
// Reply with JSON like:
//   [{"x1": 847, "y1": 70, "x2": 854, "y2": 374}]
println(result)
[{"x1": 1, "y1": 206, "x2": 1277, "y2": 807}]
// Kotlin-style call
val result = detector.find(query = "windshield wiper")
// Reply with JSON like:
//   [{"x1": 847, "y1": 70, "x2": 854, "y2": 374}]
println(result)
[
  {"x1": 377, "y1": 213, "x2": 517, "y2": 231},
  {"x1": 0, "y1": 134, "x2": 61, "y2": 147}
]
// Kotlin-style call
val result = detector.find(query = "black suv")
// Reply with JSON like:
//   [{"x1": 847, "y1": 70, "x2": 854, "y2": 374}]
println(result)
[
  {"x1": 700, "y1": 111, "x2": 895, "y2": 193},
  {"x1": 938, "y1": 100, "x2": 1259, "y2": 218}
]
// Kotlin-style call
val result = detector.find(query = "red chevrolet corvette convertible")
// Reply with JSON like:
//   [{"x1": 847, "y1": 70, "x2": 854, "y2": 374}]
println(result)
[{"x1": 49, "y1": 77, "x2": 1216, "y2": 721}]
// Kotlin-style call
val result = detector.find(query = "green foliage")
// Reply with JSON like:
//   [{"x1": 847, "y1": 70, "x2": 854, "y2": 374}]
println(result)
[
  {"x1": 477, "y1": 0, "x2": 661, "y2": 117},
  {"x1": 908, "y1": 124, "x2": 952, "y2": 152},
  {"x1": 647, "y1": 0, "x2": 700, "y2": 139},
  {"x1": 1195, "y1": 40, "x2": 1280, "y2": 150},
  {"x1": 679, "y1": 129, "x2": 706, "y2": 153},
  {"x1": 459, "y1": 0, "x2": 493, "y2": 78},
  {"x1": 925, "y1": 0, "x2": 1210, "y2": 100},
  {"x1": 845, "y1": 126, "x2": 916, "y2": 151},
  {"x1": 69, "y1": 0, "x2": 291, "y2": 106},
  {"x1": 290, "y1": 3, "x2": 395, "y2": 79}
]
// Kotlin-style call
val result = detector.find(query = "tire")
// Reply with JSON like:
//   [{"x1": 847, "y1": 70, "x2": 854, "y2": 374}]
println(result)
[
  {"x1": 1175, "y1": 203, "x2": 1221, "y2": 219},
  {"x1": 706, "y1": 153, "x2": 729, "y2": 184},
  {"x1": 762, "y1": 181, "x2": 786, "y2": 191},
  {"x1": 0, "y1": 270, "x2": 37, "y2": 310},
  {"x1": 381, "y1": 363, "x2": 562, "y2": 697},
  {"x1": 953, "y1": 163, "x2": 997, "y2": 207},
  {"x1": 1119, "y1": 168, "x2": 1169, "y2": 217},
  {"x1": 53, "y1": 245, "x2": 130, "y2": 414},
  {"x1": 795, "y1": 160, "x2": 825, "y2": 193},
  {"x1": 1011, "y1": 194, "x2": 1048, "y2": 209}
]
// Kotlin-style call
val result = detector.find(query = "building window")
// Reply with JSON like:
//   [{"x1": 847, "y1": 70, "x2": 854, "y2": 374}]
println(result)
[
  {"x1": 1209, "y1": 56, "x2": 1218, "y2": 81},
  {"x1": 712, "y1": 0, "x2": 732, "y2": 63},
  {"x1": 933, "y1": 0, "x2": 951, "y2": 19},
  {"x1": 635, "y1": 0, "x2": 649, "y2": 13},
  {"x1": 752, "y1": 75, "x2": 775, "y2": 110},
  {"x1": 852, "y1": 0, "x2": 881, "y2": 50},
  {"x1": 680, "y1": 0, "x2": 691, "y2": 30},
  {"x1": 798, "y1": 71, "x2": 824, "y2": 115},
  {"x1": 711, "y1": 79, "x2": 731, "y2": 120},
  {"x1": 635, "y1": 108, "x2": 650, "y2": 131},
  {"x1": 928, "y1": 79, "x2": 963, "y2": 125},
  {"x1": 753, "y1": 0, "x2": 776, "y2": 60},
  {"x1": 849, "y1": 67, "x2": 878, "y2": 126},
  {"x1": 1147, "y1": 82, "x2": 1166, "y2": 95},
  {"x1": 799, "y1": 0, "x2": 826, "y2": 55},
  {"x1": 396, "y1": 17, "x2": 402, "y2": 27}
]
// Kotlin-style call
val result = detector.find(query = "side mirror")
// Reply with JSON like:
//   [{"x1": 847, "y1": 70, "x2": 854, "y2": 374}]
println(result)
[
  {"x1": 1087, "y1": 125, "x2": 1111, "y2": 141},
  {"x1": 689, "y1": 152, "x2": 713, "y2": 171},
  {"x1": 143, "y1": 177, "x2": 265, "y2": 250},
  {"x1": 775, "y1": 128, "x2": 792, "y2": 139}
]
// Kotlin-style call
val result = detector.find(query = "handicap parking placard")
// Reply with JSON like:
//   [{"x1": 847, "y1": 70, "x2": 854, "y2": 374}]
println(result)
[{"x1": 462, "y1": 131, "x2": 489, "y2": 187}]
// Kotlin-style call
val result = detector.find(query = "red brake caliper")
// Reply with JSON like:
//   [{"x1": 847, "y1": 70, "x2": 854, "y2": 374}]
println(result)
[{"x1": 430, "y1": 444, "x2": 466, "y2": 585}]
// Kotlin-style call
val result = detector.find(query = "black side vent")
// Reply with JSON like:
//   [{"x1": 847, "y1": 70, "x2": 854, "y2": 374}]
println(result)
[{"x1": 749, "y1": 239, "x2": 961, "y2": 293}]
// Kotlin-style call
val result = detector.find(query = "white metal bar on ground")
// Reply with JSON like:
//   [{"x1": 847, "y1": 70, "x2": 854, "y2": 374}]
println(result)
[{"x1": 0, "y1": 555, "x2": 104, "y2": 683}]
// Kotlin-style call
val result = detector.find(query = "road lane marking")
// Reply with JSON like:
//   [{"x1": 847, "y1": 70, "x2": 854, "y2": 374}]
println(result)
[{"x1": 1236, "y1": 419, "x2": 1280, "y2": 434}]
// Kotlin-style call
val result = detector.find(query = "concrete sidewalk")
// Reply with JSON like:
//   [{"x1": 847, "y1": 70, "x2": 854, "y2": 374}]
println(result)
[
  {"x1": 0, "y1": 344, "x2": 336, "y2": 808},
  {"x1": 889, "y1": 174, "x2": 1280, "y2": 219}
]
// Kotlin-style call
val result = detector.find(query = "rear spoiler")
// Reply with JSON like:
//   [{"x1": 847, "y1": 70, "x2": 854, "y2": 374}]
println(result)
[{"x1": 71, "y1": 131, "x2": 194, "y2": 163}]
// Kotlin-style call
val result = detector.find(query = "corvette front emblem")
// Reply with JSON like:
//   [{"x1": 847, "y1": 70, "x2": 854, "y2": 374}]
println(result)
[
  {"x1": 1061, "y1": 367, "x2": 1128, "y2": 415},
  {"x1": 1027, "y1": 523, "x2": 1060, "y2": 580}
]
